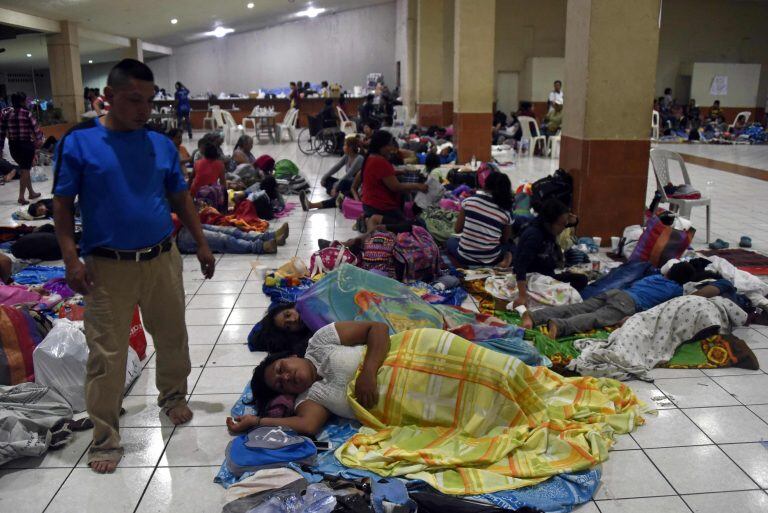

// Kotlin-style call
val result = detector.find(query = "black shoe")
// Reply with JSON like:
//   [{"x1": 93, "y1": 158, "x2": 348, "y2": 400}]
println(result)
[{"x1": 318, "y1": 239, "x2": 331, "y2": 250}]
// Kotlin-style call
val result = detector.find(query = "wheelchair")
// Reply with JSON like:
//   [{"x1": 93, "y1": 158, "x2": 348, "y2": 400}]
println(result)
[{"x1": 297, "y1": 115, "x2": 344, "y2": 156}]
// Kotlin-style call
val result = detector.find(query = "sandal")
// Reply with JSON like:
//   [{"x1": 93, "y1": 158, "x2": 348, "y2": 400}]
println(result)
[
  {"x1": 739, "y1": 236, "x2": 752, "y2": 248},
  {"x1": 708, "y1": 238, "x2": 729, "y2": 250}
]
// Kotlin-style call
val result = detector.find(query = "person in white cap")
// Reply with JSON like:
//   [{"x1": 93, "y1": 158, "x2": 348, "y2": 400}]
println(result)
[{"x1": 542, "y1": 98, "x2": 563, "y2": 136}]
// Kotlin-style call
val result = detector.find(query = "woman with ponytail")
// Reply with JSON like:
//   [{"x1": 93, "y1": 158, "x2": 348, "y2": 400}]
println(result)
[{"x1": 445, "y1": 171, "x2": 513, "y2": 267}]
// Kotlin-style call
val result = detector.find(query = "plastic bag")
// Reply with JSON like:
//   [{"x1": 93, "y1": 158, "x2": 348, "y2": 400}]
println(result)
[
  {"x1": 30, "y1": 166, "x2": 49, "y2": 182},
  {"x1": 250, "y1": 483, "x2": 336, "y2": 513},
  {"x1": 33, "y1": 318, "x2": 141, "y2": 412}
]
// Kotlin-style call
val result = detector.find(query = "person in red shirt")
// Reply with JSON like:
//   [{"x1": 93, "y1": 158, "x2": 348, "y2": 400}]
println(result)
[
  {"x1": 361, "y1": 130, "x2": 427, "y2": 233},
  {"x1": 190, "y1": 143, "x2": 227, "y2": 211}
]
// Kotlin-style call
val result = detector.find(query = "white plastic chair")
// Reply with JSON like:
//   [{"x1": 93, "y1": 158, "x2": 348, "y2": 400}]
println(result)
[
  {"x1": 336, "y1": 106, "x2": 357, "y2": 135},
  {"x1": 203, "y1": 105, "x2": 220, "y2": 130},
  {"x1": 276, "y1": 108, "x2": 299, "y2": 142},
  {"x1": 547, "y1": 132, "x2": 561, "y2": 158},
  {"x1": 728, "y1": 111, "x2": 751, "y2": 131},
  {"x1": 651, "y1": 110, "x2": 660, "y2": 140},
  {"x1": 242, "y1": 106, "x2": 260, "y2": 134},
  {"x1": 517, "y1": 116, "x2": 547, "y2": 156},
  {"x1": 649, "y1": 148, "x2": 711, "y2": 243},
  {"x1": 220, "y1": 110, "x2": 243, "y2": 146}
]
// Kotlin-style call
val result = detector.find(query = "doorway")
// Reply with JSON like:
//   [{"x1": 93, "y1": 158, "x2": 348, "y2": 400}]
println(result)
[{"x1": 496, "y1": 71, "x2": 519, "y2": 116}]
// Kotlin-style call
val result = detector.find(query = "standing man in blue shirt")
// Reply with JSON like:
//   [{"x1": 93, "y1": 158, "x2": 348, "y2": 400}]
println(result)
[{"x1": 53, "y1": 59, "x2": 215, "y2": 474}]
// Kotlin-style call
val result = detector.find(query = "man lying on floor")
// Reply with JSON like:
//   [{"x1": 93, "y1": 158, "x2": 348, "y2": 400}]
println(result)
[
  {"x1": 520, "y1": 261, "x2": 714, "y2": 338},
  {"x1": 227, "y1": 320, "x2": 645, "y2": 494}
]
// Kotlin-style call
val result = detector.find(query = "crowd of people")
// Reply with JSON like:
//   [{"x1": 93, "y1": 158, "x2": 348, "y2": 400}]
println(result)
[{"x1": 654, "y1": 88, "x2": 755, "y2": 141}]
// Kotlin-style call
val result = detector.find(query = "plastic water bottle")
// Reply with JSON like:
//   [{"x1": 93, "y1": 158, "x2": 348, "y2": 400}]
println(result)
[
  {"x1": 471, "y1": 154, "x2": 477, "y2": 169},
  {"x1": 521, "y1": 138, "x2": 530, "y2": 156}
]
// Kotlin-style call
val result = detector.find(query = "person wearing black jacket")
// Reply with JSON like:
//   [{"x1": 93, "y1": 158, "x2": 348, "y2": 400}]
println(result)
[{"x1": 513, "y1": 199, "x2": 586, "y2": 308}]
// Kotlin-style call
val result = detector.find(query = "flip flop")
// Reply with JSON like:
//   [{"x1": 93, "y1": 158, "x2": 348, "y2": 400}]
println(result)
[
  {"x1": 708, "y1": 239, "x2": 729, "y2": 250},
  {"x1": 739, "y1": 236, "x2": 752, "y2": 248}
]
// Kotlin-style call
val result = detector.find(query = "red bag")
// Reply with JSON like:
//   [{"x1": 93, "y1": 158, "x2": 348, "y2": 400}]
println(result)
[
  {"x1": 309, "y1": 242, "x2": 359, "y2": 276},
  {"x1": 630, "y1": 216, "x2": 695, "y2": 268},
  {"x1": 58, "y1": 304, "x2": 147, "y2": 360}
]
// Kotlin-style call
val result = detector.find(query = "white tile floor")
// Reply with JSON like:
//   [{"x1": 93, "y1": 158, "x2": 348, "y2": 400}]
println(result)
[{"x1": 0, "y1": 132, "x2": 767, "y2": 512}]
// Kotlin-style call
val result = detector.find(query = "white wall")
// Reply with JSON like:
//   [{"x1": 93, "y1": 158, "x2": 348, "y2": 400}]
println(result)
[
  {"x1": 691, "y1": 62, "x2": 762, "y2": 108},
  {"x1": 147, "y1": 2, "x2": 396, "y2": 95},
  {"x1": 520, "y1": 57, "x2": 564, "y2": 102},
  {"x1": 81, "y1": 62, "x2": 115, "y2": 92}
]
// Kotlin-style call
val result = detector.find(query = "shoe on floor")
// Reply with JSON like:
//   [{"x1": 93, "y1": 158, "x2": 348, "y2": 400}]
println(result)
[
  {"x1": 708, "y1": 238, "x2": 729, "y2": 250},
  {"x1": 275, "y1": 223, "x2": 289, "y2": 246},
  {"x1": 261, "y1": 239, "x2": 278, "y2": 254},
  {"x1": 739, "y1": 236, "x2": 752, "y2": 248},
  {"x1": 299, "y1": 190, "x2": 309, "y2": 211}
]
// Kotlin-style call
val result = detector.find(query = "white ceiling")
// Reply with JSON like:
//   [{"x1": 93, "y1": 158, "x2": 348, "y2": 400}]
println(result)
[
  {"x1": 0, "y1": 33, "x2": 167, "y2": 69},
  {"x1": 0, "y1": 0, "x2": 391, "y2": 46}
]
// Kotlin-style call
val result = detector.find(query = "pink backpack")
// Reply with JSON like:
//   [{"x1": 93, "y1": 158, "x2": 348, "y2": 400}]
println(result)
[
  {"x1": 360, "y1": 231, "x2": 397, "y2": 277},
  {"x1": 309, "y1": 242, "x2": 359, "y2": 276},
  {"x1": 393, "y1": 226, "x2": 440, "y2": 282}
]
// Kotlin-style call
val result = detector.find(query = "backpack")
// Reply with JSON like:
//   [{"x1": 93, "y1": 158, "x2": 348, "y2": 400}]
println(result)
[
  {"x1": 393, "y1": 226, "x2": 440, "y2": 282},
  {"x1": 530, "y1": 168, "x2": 573, "y2": 209},
  {"x1": 360, "y1": 231, "x2": 397, "y2": 277},
  {"x1": 224, "y1": 426, "x2": 317, "y2": 478},
  {"x1": 274, "y1": 159, "x2": 299, "y2": 179},
  {"x1": 309, "y1": 242, "x2": 359, "y2": 277}
]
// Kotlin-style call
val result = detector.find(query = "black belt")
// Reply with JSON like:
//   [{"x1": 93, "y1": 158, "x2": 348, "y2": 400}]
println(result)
[{"x1": 92, "y1": 237, "x2": 173, "y2": 262}]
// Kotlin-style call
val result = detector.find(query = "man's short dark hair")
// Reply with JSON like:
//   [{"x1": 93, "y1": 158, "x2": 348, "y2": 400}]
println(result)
[
  {"x1": 666, "y1": 262, "x2": 696, "y2": 285},
  {"x1": 107, "y1": 58, "x2": 154, "y2": 88},
  {"x1": 554, "y1": 80, "x2": 562, "y2": 85}
]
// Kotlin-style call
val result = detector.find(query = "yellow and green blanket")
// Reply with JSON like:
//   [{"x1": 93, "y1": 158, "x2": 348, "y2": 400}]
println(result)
[{"x1": 336, "y1": 328, "x2": 645, "y2": 495}]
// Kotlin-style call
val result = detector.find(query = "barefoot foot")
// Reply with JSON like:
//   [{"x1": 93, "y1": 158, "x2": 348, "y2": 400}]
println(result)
[
  {"x1": 520, "y1": 311, "x2": 534, "y2": 330},
  {"x1": 89, "y1": 459, "x2": 119, "y2": 474},
  {"x1": 165, "y1": 404, "x2": 193, "y2": 425},
  {"x1": 546, "y1": 320, "x2": 559, "y2": 340}
]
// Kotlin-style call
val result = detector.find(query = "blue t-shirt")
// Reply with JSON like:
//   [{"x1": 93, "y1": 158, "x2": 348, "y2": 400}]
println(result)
[
  {"x1": 53, "y1": 117, "x2": 187, "y2": 255},
  {"x1": 625, "y1": 274, "x2": 683, "y2": 312},
  {"x1": 175, "y1": 88, "x2": 191, "y2": 114}
]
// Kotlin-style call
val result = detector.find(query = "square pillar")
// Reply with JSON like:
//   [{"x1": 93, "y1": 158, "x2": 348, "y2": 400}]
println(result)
[
  {"x1": 416, "y1": 0, "x2": 444, "y2": 127},
  {"x1": 441, "y1": 0, "x2": 454, "y2": 126},
  {"x1": 452, "y1": 0, "x2": 495, "y2": 162},
  {"x1": 46, "y1": 21, "x2": 84, "y2": 124},
  {"x1": 561, "y1": 0, "x2": 661, "y2": 240},
  {"x1": 126, "y1": 38, "x2": 144, "y2": 62}
]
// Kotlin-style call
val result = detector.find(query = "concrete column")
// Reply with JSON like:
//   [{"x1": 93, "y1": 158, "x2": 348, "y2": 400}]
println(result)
[
  {"x1": 404, "y1": 0, "x2": 418, "y2": 120},
  {"x1": 560, "y1": 0, "x2": 661, "y2": 240},
  {"x1": 441, "y1": 0, "x2": 454, "y2": 126},
  {"x1": 126, "y1": 37, "x2": 144, "y2": 61},
  {"x1": 415, "y1": 0, "x2": 444, "y2": 127},
  {"x1": 453, "y1": 0, "x2": 495, "y2": 162},
  {"x1": 46, "y1": 21, "x2": 84, "y2": 124}
]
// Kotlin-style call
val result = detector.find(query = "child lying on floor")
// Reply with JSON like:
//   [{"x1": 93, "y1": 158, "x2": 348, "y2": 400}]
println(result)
[{"x1": 521, "y1": 261, "x2": 707, "y2": 338}]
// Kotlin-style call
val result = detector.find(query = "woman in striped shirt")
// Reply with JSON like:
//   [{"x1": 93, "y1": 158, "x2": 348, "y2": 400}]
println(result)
[{"x1": 446, "y1": 172, "x2": 513, "y2": 267}]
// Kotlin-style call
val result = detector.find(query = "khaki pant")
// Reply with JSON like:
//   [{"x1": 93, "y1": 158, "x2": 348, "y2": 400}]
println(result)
[{"x1": 84, "y1": 245, "x2": 190, "y2": 463}]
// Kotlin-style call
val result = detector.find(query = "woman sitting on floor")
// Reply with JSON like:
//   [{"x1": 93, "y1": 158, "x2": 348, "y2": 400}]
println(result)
[
  {"x1": 300, "y1": 136, "x2": 364, "y2": 211},
  {"x1": 360, "y1": 130, "x2": 427, "y2": 233},
  {"x1": 190, "y1": 143, "x2": 228, "y2": 212},
  {"x1": 513, "y1": 198, "x2": 586, "y2": 308},
  {"x1": 228, "y1": 135, "x2": 260, "y2": 187},
  {"x1": 445, "y1": 172, "x2": 514, "y2": 268},
  {"x1": 227, "y1": 321, "x2": 644, "y2": 494}
]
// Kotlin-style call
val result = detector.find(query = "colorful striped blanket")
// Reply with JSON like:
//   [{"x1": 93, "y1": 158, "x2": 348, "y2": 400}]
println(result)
[{"x1": 337, "y1": 328, "x2": 645, "y2": 495}]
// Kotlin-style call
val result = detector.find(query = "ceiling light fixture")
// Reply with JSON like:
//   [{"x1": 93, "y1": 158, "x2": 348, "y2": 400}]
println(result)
[
  {"x1": 247, "y1": 2, "x2": 254, "y2": 8},
  {"x1": 171, "y1": 18, "x2": 178, "y2": 24},
  {"x1": 88, "y1": 59, "x2": 93, "y2": 63},
  {"x1": 26, "y1": 53, "x2": 32, "y2": 57},
  {"x1": 205, "y1": 26, "x2": 235, "y2": 38},
  {"x1": 296, "y1": 6, "x2": 325, "y2": 18}
]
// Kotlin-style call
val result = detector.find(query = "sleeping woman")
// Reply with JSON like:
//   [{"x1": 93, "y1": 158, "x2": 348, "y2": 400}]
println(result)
[{"x1": 226, "y1": 321, "x2": 646, "y2": 493}]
